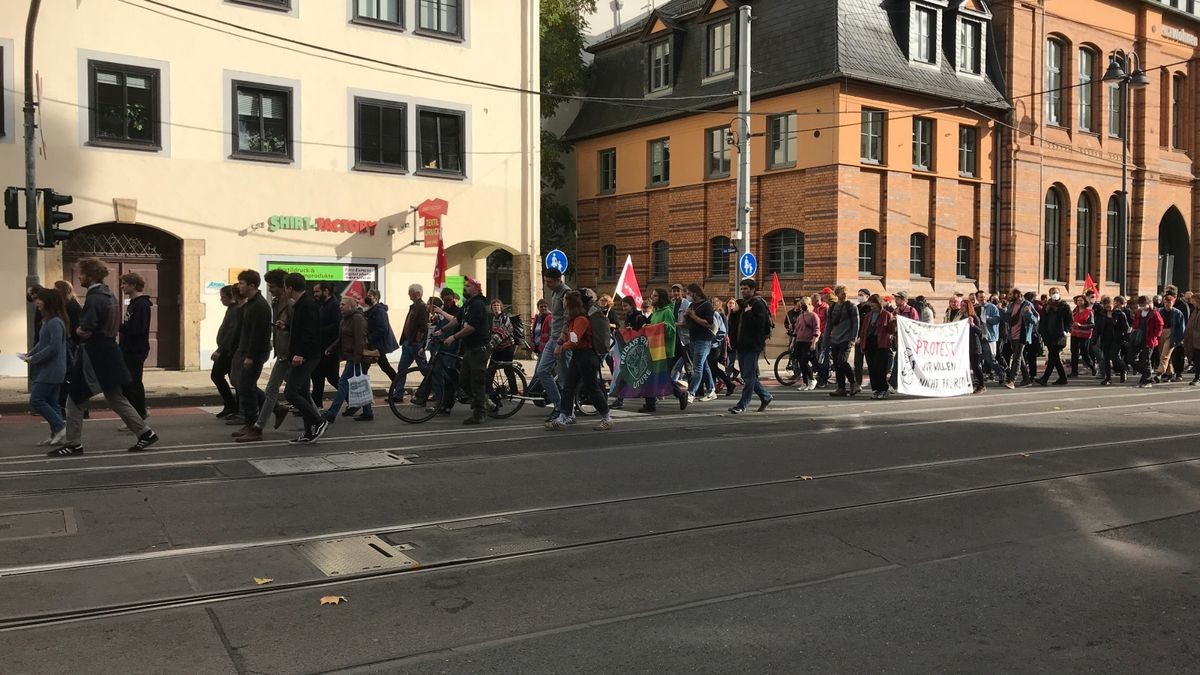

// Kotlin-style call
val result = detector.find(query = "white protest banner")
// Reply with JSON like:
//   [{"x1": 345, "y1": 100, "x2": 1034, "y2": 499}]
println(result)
[{"x1": 895, "y1": 316, "x2": 973, "y2": 397}]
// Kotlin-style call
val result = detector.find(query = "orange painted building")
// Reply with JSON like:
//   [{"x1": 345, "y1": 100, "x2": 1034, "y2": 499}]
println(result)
[{"x1": 567, "y1": 0, "x2": 1008, "y2": 303}]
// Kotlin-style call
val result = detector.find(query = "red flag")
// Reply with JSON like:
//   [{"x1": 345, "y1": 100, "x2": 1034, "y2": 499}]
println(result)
[
  {"x1": 433, "y1": 235, "x2": 447, "y2": 288},
  {"x1": 613, "y1": 255, "x2": 643, "y2": 308},
  {"x1": 1084, "y1": 273, "x2": 1098, "y2": 294},
  {"x1": 769, "y1": 272, "x2": 783, "y2": 315}
]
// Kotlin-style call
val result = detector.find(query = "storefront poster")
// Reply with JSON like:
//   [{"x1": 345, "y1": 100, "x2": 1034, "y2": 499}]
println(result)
[
  {"x1": 266, "y1": 262, "x2": 376, "y2": 282},
  {"x1": 443, "y1": 275, "x2": 465, "y2": 300},
  {"x1": 895, "y1": 317, "x2": 973, "y2": 398}
]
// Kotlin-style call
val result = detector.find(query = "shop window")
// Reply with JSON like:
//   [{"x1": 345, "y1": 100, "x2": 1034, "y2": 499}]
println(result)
[
  {"x1": 355, "y1": 0, "x2": 402, "y2": 28},
  {"x1": 709, "y1": 236, "x2": 731, "y2": 278},
  {"x1": 648, "y1": 138, "x2": 670, "y2": 186},
  {"x1": 601, "y1": 245, "x2": 618, "y2": 280},
  {"x1": 652, "y1": 240, "x2": 669, "y2": 280},
  {"x1": 1076, "y1": 193, "x2": 1093, "y2": 280},
  {"x1": 649, "y1": 39, "x2": 673, "y2": 92},
  {"x1": 88, "y1": 60, "x2": 161, "y2": 150},
  {"x1": 766, "y1": 229, "x2": 803, "y2": 277},
  {"x1": 707, "y1": 20, "x2": 732, "y2": 77},
  {"x1": 768, "y1": 113, "x2": 797, "y2": 169},
  {"x1": 909, "y1": 233, "x2": 928, "y2": 277},
  {"x1": 598, "y1": 148, "x2": 616, "y2": 193},
  {"x1": 858, "y1": 229, "x2": 878, "y2": 276},
  {"x1": 417, "y1": 107, "x2": 465, "y2": 177},
  {"x1": 956, "y1": 237, "x2": 972, "y2": 279},
  {"x1": 418, "y1": 0, "x2": 462, "y2": 38},
  {"x1": 354, "y1": 98, "x2": 406, "y2": 172},
  {"x1": 1044, "y1": 188, "x2": 1064, "y2": 281},
  {"x1": 861, "y1": 109, "x2": 885, "y2": 163},
  {"x1": 705, "y1": 127, "x2": 730, "y2": 178},
  {"x1": 232, "y1": 81, "x2": 293, "y2": 161}
]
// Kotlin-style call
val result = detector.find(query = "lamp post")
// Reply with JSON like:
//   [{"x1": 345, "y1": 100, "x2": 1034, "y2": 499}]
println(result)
[{"x1": 1103, "y1": 49, "x2": 1149, "y2": 298}]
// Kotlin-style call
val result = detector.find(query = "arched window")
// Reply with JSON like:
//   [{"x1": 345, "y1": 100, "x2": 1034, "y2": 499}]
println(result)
[
  {"x1": 1078, "y1": 47, "x2": 1096, "y2": 132},
  {"x1": 858, "y1": 229, "x2": 878, "y2": 276},
  {"x1": 1076, "y1": 194, "x2": 1093, "y2": 281},
  {"x1": 1106, "y1": 195, "x2": 1121, "y2": 283},
  {"x1": 709, "y1": 236, "x2": 731, "y2": 278},
  {"x1": 600, "y1": 245, "x2": 617, "y2": 280},
  {"x1": 651, "y1": 240, "x2": 669, "y2": 280},
  {"x1": 956, "y1": 237, "x2": 972, "y2": 279},
  {"x1": 1046, "y1": 39, "x2": 1065, "y2": 125},
  {"x1": 1044, "y1": 188, "x2": 1064, "y2": 281},
  {"x1": 909, "y1": 233, "x2": 928, "y2": 277},
  {"x1": 766, "y1": 229, "x2": 804, "y2": 276}
]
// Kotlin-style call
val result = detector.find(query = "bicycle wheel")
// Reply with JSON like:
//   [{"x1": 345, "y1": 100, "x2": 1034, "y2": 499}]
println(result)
[
  {"x1": 387, "y1": 367, "x2": 439, "y2": 424},
  {"x1": 774, "y1": 350, "x2": 799, "y2": 386},
  {"x1": 486, "y1": 364, "x2": 527, "y2": 419},
  {"x1": 574, "y1": 378, "x2": 601, "y2": 417}
]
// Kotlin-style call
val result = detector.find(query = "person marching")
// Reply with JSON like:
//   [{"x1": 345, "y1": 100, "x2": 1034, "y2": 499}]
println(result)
[
  {"x1": 23, "y1": 288, "x2": 70, "y2": 447},
  {"x1": 728, "y1": 279, "x2": 774, "y2": 414},
  {"x1": 282, "y1": 273, "x2": 329, "y2": 444},
  {"x1": 1069, "y1": 295, "x2": 1096, "y2": 378},
  {"x1": 791, "y1": 299, "x2": 820, "y2": 391},
  {"x1": 683, "y1": 283, "x2": 716, "y2": 403},
  {"x1": 49, "y1": 258, "x2": 158, "y2": 457},
  {"x1": 639, "y1": 289, "x2": 685, "y2": 413},
  {"x1": 364, "y1": 288, "x2": 401, "y2": 386},
  {"x1": 211, "y1": 285, "x2": 241, "y2": 418},
  {"x1": 233, "y1": 270, "x2": 272, "y2": 430},
  {"x1": 825, "y1": 285, "x2": 861, "y2": 397},
  {"x1": 545, "y1": 290, "x2": 614, "y2": 431},
  {"x1": 117, "y1": 272, "x2": 153, "y2": 422},
  {"x1": 857, "y1": 294, "x2": 896, "y2": 399},
  {"x1": 234, "y1": 269, "x2": 294, "y2": 443},
  {"x1": 438, "y1": 276, "x2": 491, "y2": 425},
  {"x1": 1095, "y1": 295, "x2": 1129, "y2": 386},
  {"x1": 322, "y1": 296, "x2": 374, "y2": 422},
  {"x1": 1131, "y1": 295, "x2": 1165, "y2": 388}
]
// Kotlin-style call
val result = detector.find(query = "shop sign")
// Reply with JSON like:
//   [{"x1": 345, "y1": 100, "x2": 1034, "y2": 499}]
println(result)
[
  {"x1": 418, "y1": 198, "x2": 449, "y2": 248},
  {"x1": 1163, "y1": 25, "x2": 1199, "y2": 47},
  {"x1": 267, "y1": 262, "x2": 377, "y2": 282},
  {"x1": 267, "y1": 215, "x2": 378, "y2": 236}
]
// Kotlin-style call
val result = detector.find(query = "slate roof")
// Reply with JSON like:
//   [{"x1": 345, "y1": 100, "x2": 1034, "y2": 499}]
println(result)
[{"x1": 566, "y1": 0, "x2": 1010, "y2": 141}]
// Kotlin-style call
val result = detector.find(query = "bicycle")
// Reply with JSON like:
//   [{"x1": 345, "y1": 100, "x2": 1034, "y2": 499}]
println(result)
[
  {"x1": 773, "y1": 338, "x2": 801, "y2": 386},
  {"x1": 387, "y1": 352, "x2": 526, "y2": 424}
]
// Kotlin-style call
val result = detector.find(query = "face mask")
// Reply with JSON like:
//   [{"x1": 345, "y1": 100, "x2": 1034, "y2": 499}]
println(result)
[
  {"x1": 1050, "y1": 294, "x2": 1061, "y2": 301},
  {"x1": 858, "y1": 295, "x2": 868, "y2": 302}
]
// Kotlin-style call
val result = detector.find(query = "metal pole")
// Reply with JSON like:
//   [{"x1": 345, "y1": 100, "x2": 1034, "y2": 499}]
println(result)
[
  {"x1": 24, "y1": 0, "x2": 42, "y2": 360},
  {"x1": 735, "y1": 5, "x2": 752, "y2": 275},
  {"x1": 1119, "y1": 76, "x2": 1129, "y2": 299}
]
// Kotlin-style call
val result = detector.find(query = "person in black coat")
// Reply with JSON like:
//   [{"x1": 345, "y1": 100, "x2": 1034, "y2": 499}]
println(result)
[
  {"x1": 1095, "y1": 295, "x2": 1129, "y2": 385},
  {"x1": 1035, "y1": 289, "x2": 1073, "y2": 386},
  {"x1": 728, "y1": 278, "x2": 773, "y2": 414},
  {"x1": 283, "y1": 273, "x2": 330, "y2": 443},
  {"x1": 233, "y1": 269, "x2": 272, "y2": 434},
  {"x1": 311, "y1": 283, "x2": 342, "y2": 407},
  {"x1": 118, "y1": 272, "x2": 153, "y2": 420},
  {"x1": 364, "y1": 288, "x2": 400, "y2": 383}
]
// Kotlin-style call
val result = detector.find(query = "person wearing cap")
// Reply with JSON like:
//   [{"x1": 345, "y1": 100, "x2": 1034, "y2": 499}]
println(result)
[
  {"x1": 536, "y1": 268, "x2": 571, "y2": 415},
  {"x1": 436, "y1": 276, "x2": 492, "y2": 424}
]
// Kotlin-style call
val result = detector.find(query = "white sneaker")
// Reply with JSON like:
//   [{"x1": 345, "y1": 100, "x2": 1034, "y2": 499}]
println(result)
[
  {"x1": 564, "y1": 415, "x2": 577, "y2": 425},
  {"x1": 594, "y1": 417, "x2": 613, "y2": 431},
  {"x1": 49, "y1": 429, "x2": 66, "y2": 446},
  {"x1": 700, "y1": 393, "x2": 718, "y2": 402},
  {"x1": 687, "y1": 394, "x2": 697, "y2": 404},
  {"x1": 807, "y1": 381, "x2": 818, "y2": 391}
]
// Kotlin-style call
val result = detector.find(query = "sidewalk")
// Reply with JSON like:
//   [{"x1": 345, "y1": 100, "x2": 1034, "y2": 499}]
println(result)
[{"x1": 0, "y1": 358, "x2": 540, "y2": 413}]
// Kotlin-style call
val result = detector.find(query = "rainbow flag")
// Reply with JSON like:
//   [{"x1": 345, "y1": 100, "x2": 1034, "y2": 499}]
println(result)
[{"x1": 615, "y1": 323, "x2": 673, "y2": 399}]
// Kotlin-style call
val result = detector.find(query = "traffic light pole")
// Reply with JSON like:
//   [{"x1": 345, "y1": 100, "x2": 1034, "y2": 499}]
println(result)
[
  {"x1": 23, "y1": 0, "x2": 42, "y2": 363},
  {"x1": 735, "y1": 5, "x2": 753, "y2": 277}
]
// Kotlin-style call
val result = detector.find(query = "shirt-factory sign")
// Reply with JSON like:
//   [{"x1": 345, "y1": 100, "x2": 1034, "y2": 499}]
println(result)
[{"x1": 268, "y1": 215, "x2": 378, "y2": 236}]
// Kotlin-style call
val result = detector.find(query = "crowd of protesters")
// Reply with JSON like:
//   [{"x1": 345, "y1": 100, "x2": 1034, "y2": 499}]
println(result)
[{"x1": 25, "y1": 258, "x2": 1195, "y2": 453}]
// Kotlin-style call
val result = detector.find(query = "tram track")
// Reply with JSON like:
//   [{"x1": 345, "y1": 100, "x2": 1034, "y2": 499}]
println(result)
[{"x1": 2, "y1": 446, "x2": 1198, "y2": 632}]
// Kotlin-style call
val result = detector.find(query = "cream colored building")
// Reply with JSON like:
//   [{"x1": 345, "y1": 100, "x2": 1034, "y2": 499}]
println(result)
[{"x1": 0, "y1": 0, "x2": 540, "y2": 375}]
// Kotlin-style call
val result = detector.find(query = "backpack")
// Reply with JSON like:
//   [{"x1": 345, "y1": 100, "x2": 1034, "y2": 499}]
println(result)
[
  {"x1": 712, "y1": 311, "x2": 727, "y2": 344},
  {"x1": 588, "y1": 309, "x2": 612, "y2": 356}
]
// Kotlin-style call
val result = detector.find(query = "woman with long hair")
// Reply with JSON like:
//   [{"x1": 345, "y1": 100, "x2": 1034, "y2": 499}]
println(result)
[
  {"x1": 791, "y1": 299, "x2": 820, "y2": 390},
  {"x1": 962, "y1": 299, "x2": 987, "y2": 393},
  {"x1": 856, "y1": 294, "x2": 896, "y2": 399},
  {"x1": 546, "y1": 291, "x2": 614, "y2": 431},
  {"x1": 706, "y1": 296, "x2": 736, "y2": 397},
  {"x1": 638, "y1": 288, "x2": 685, "y2": 413},
  {"x1": 21, "y1": 288, "x2": 70, "y2": 445}
]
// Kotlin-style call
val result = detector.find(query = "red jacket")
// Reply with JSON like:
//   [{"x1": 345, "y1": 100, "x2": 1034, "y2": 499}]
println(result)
[
  {"x1": 857, "y1": 309, "x2": 896, "y2": 350},
  {"x1": 812, "y1": 302, "x2": 829, "y2": 332},
  {"x1": 1133, "y1": 308, "x2": 1164, "y2": 349}
]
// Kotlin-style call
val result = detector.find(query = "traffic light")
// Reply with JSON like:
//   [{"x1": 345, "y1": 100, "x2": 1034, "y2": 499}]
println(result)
[
  {"x1": 4, "y1": 187, "x2": 19, "y2": 230},
  {"x1": 38, "y1": 189, "x2": 74, "y2": 248}
]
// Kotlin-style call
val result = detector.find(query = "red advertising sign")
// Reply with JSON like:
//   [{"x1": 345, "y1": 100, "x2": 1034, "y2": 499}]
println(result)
[{"x1": 418, "y1": 198, "x2": 449, "y2": 248}]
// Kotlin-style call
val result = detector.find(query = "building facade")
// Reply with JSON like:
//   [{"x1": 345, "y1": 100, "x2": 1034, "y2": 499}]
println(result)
[
  {"x1": 992, "y1": 0, "x2": 1199, "y2": 299},
  {"x1": 0, "y1": 0, "x2": 540, "y2": 376},
  {"x1": 568, "y1": 0, "x2": 1007, "y2": 304}
]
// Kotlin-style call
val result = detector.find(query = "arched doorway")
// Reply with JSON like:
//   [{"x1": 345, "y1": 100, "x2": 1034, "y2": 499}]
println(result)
[
  {"x1": 486, "y1": 249, "x2": 514, "y2": 307},
  {"x1": 1158, "y1": 207, "x2": 1190, "y2": 293},
  {"x1": 62, "y1": 223, "x2": 182, "y2": 369}
]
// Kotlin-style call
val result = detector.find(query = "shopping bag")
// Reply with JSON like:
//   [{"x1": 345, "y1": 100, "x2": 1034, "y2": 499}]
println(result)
[{"x1": 347, "y1": 364, "x2": 373, "y2": 408}]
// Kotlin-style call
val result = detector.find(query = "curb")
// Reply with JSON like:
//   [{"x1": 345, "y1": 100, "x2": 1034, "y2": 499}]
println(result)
[{"x1": 0, "y1": 386, "x2": 397, "y2": 415}]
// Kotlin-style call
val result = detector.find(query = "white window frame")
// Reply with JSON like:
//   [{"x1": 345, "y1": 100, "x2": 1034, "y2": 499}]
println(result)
[
  {"x1": 649, "y1": 39, "x2": 673, "y2": 93},
  {"x1": 1046, "y1": 39, "x2": 1064, "y2": 126},
  {"x1": 957, "y1": 17, "x2": 983, "y2": 75},
  {"x1": 1079, "y1": 48, "x2": 1096, "y2": 132},
  {"x1": 911, "y1": 4, "x2": 939, "y2": 66}
]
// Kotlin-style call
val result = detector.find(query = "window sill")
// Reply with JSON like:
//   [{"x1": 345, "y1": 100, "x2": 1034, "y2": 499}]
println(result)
[
  {"x1": 647, "y1": 182, "x2": 671, "y2": 190},
  {"x1": 229, "y1": 152, "x2": 293, "y2": 164},
  {"x1": 351, "y1": 17, "x2": 406, "y2": 33},
  {"x1": 227, "y1": 0, "x2": 291, "y2": 12},
  {"x1": 1078, "y1": 129, "x2": 1099, "y2": 137},
  {"x1": 1046, "y1": 122, "x2": 1068, "y2": 130},
  {"x1": 957, "y1": 277, "x2": 977, "y2": 283},
  {"x1": 767, "y1": 162, "x2": 797, "y2": 171},
  {"x1": 414, "y1": 28, "x2": 465, "y2": 43},
  {"x1": 353, "y1": 163, "x2": 409, "y2": 176},
  {"x1": 597, "y1": 189, "x2": 616, "y2": 196},
  {"x1": 701, "y1": 71, "x2": 735, "y2": 86},
  {"x1": 646, "y1": 87, "x2": 675, "y2": 99},
  {"x1": 415, "y1": 169, "x2": 467, "y2": 181},
  {"x1": 858, "y1": 273, "x2": 882, "y2": 280},
  {"x1": 958, "y1": 172, "x2": 978, "y2": 179},
  {"x1": 87, "y1": 139, "x2": 162, "y2": 153},
  {"x1": 910, "y1": 275, "x2": 931, "y2": 282},
  {"x1": 860, "y1": 159, "x2": 885, "y2": 167},
  {"x1": 912, "y1": 166, "x2": 934, "y2": 173},
  {"x1": 704, "y1": 173, "x2": 731, "y2": 181}
]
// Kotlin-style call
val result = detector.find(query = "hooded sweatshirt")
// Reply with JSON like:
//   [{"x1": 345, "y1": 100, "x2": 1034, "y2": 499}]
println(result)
[{"x1": 119, "y1": 295, "x2": 154, "y2": 360}]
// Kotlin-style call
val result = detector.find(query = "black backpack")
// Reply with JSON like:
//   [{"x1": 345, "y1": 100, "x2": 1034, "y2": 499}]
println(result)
[{"x1": 588, "y1": 309, "x2": 612, "y2": 355}]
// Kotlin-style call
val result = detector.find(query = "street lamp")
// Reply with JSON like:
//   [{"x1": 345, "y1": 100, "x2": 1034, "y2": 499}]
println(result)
[{"x1": 1103, "y1": 49, "x2": 1149, "y2": 297}]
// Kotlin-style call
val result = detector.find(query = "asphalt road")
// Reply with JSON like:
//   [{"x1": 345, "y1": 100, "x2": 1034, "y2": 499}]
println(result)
[{"x1": 1, "y1": 379, "x2": 1199, "y2": 674}]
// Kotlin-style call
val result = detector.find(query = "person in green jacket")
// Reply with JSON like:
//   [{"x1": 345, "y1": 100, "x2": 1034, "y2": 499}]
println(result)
[{"x1": 639, "y1": 288, "x2": 688, "y2": 413}]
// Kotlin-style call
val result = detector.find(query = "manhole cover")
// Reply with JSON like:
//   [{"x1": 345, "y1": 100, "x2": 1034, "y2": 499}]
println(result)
[
  {"x1": 250, "y1": 452, "x2": 411, "y2": 475},
  {"x1": 294, "y1": 535, "x2": 419, "y2": 576},
  {"x1": 0, "y1": 508, "x2": 78, "y2": 541}
]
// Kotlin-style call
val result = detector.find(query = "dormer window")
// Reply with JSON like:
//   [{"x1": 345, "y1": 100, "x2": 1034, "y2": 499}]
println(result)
[
  {"x1": 707, "y1": 19, "x2": 733, "y2": 77},
  {"x1": 912, "y1": 5, "x2": 938, "y2": 64},
  {"x1": 957, "y1": 18, "x2": 982, "y2": 74},
  {"x1": 649, "y1": 39, "x2": 673, "y2": 92}
]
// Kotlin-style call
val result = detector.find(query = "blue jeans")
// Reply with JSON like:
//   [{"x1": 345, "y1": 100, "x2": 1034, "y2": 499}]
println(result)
[
  {"x1": 30, "y1": 382, "x2": 64, "y2": 434},
  {"x1": 688, "y1": 340, "x2": 713, "y2": 396},
  {"x1": 393, "y1": 340, "x2": 429, "y2": 396},
  {"x1": 736, "y1": 349, "x2": 772, "y2": 410},
  {"x1": 327, "y1": 361, "x2": 372, "y2": 418},
  {"x1": 535, "y1": 345, "x2": 562, "y2": 405}
]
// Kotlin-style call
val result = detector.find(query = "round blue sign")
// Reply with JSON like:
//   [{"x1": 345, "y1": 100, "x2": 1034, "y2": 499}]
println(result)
[
  {"x1": 738, "y1": 252, "x2": 758, "y2": 278},
  {"x1": 545, "y1": 249, "x2": 569, "y2": 274}
]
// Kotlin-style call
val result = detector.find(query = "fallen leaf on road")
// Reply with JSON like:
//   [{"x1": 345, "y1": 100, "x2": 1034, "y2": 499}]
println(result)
[
  {"x1": 1053, "y1": 406, "x2": 1061, "y2": 410},
  {"x1": 320, "y1": 595, "x2": 348, "y2": 606},
  {"x1": 800, "y1": 475, "x2": 813, "y2": 480},
  {"x1": 1020, "y1": 453, "x2": 1030, "y2": 458},
  {"x1": 253, "y1": 577, "x2": 273, "y2": 585}
]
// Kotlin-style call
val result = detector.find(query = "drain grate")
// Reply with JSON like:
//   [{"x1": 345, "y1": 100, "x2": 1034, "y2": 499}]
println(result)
[
  {"x1": 250, "y1": 451, "x2": 411, "y2": 475},
  {"x1": 437, "y1": 516, "x2": 512, "y2": 531},
  {"x1": 294, "y1": 535, "x2": 419, "y2": 576},
  {"x1": 0, "y1": 508, "x2": 78, "y2": 541}
]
